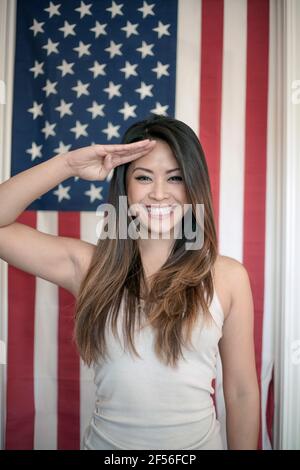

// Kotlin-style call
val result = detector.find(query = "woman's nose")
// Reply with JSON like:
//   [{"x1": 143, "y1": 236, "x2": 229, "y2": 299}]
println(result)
[{"x1": 148, "y1": 181, "x2": 170, "y2": 200}]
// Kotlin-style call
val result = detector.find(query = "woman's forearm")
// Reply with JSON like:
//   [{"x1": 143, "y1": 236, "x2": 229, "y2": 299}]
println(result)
[
  {"x1": 0, "y1": 154, "x2": 74, "y2": 227},
  {"x1": 225, "y1": 393, "x2": 260, "y2": 450}
]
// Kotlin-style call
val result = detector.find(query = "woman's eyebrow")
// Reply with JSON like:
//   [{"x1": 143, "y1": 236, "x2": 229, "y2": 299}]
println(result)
[{"x1": 132, "y1": 167, "x2": 180, "y2": 174}]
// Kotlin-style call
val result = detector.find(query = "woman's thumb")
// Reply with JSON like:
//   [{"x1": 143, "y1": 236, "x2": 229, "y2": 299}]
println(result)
[{"x1": 106, "y1": 154, "x2": 114, "y2": 171}]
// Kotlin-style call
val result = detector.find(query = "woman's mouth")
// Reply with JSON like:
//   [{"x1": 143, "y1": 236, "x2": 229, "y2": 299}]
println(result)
[{"x1": 145, "y1": 205, "x2": 175, "y2": 219}]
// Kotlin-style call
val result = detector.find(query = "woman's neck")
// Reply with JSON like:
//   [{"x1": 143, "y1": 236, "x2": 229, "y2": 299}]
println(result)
[{"x1": 138, "y1": 237, "x2": 174, "y2": 277}]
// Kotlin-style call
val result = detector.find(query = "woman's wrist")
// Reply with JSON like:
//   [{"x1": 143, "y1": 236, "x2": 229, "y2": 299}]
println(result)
[{"x1": 53, "y1": 152, "x2": 77, "y2": 179}]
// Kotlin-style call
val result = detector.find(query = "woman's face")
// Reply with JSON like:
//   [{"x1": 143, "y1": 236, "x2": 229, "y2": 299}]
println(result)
[{"x1": 126, "y1": 138, "x2": 190, "y2": 237}]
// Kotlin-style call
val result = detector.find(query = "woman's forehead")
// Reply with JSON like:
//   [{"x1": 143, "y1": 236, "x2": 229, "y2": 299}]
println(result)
[{"x1": 127, "y1": 140, "x2": 177, "y2": 173}]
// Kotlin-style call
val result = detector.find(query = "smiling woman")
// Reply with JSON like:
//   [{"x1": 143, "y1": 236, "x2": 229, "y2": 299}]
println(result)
[
  {"x1": 74, "y1": 115, "x2": 236, "y2": 450},
  {"x1": 74, "y1": 115, "x2": 218, "y2": 368},
  {"x1": 125, "y1": 138, "x2": 190, "y2": 241},
  {"x1": 0, "y1": 112, "x2": 259, "y2": 450}
]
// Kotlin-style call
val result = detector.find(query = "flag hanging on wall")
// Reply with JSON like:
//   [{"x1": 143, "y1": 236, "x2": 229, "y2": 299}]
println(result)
[{"x1": 3, "y1": 0, "x2": 274, "y2": 450}]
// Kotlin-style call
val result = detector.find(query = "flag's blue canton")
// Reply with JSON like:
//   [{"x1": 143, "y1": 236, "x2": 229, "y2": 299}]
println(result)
[{"x1": 11, "y1": 0, "x2": 178, "y2": 211}]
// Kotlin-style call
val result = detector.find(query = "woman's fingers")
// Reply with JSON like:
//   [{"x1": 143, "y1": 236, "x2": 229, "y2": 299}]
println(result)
[
  {"x1": 108, "y1": 141, "x2": 156, "y2": 160},
  {"x1": 93, "y1": 139, "x2": 156, "y2": 175},
  {"x1": 109, "y1": 147, "x2": 155, "y2": 168},
  {"x1": 111, "y1": 144, "x2": 156, "y2": 159},
  {"x1": 98, "y1": 139, "x2": 155, "y2": 155}
]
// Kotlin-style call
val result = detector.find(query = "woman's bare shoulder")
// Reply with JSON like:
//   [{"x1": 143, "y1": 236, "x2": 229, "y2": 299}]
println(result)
[{"x1": 213, "y1": 254, "x2": 247, "y2": 321}]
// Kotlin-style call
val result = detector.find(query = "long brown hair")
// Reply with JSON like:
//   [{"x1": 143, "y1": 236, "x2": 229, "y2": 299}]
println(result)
[{"x1": 73, "y1": 115, "x2": 218, "y2": 368}]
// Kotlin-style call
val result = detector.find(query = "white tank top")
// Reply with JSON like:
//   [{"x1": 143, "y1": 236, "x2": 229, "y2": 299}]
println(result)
[{"x1": 82, "y1": 288, "x2": 225, "y2": 450}]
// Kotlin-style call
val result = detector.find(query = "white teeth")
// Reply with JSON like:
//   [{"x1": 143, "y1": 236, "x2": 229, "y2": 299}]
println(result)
[{"x1": 147, "y1": 206, "x2": 173, "y2": 215}]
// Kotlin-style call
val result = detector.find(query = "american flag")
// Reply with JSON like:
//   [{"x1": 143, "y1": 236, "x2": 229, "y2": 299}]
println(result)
[
  {"x1": 1, "y1": 0, "x2": 274, "y2": 450},
  {"x1": 11, "y1": 0, "x2": 177, "y2": 210}
]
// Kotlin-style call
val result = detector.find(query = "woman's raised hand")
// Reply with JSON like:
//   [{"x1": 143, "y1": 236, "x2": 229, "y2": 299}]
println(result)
[{"x1": 64, "y1": 139, "x2": 156, "y2": 181}]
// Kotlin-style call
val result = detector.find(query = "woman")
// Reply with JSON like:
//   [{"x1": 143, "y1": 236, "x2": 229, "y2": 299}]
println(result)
[{"x1": 0, "y1": 115, "x2": 259, "y2": 450}]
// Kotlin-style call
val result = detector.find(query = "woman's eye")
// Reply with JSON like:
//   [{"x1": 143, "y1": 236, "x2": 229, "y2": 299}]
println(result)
[
  {"x1": 170, "y1": 176, "x2": 183, "y2": 181},
  {"x1": 135, "y1": 176, "x2": 151, "y2": 181},
  {"x1": 134, "y1": 176, "x2": 183, "y2": 182}
]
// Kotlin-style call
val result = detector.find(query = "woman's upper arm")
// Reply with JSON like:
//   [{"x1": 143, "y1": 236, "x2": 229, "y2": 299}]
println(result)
[
  {"x1": 218, "y1": 260, "x2": 259, "y2": 403},
  {"x1": 0, "y1": 222, "x2": 95, "y2": 296}
]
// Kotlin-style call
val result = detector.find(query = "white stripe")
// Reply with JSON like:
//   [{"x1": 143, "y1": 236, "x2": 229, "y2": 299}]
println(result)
[
  {"x1": 215, "y1": 0, "x2": 247, "y2": 450},
  {"x1": 260, "y1": 0, "x2": 279, "y2": 451},
  {"x1": 79, "y1": 211, "x2": 101, "y2": 449},
  {"x1": 274, "y1": 0, "x2": 300, "y2": 450},
  {"x1": 0, "y1": 0, "x2": 17, "y2": 451},
  {"x1": 214, "y1": 0, "x2": 247, "y2": 450},
  {"x1": 219, "y1": 0, "x2": 247, "y2": 262},
  {"x1": 34, "y1": 212, "x2": 58, "y2": 449},
  {"x1": 175, "y1": 0, "x2": 201, "y2": 135}
]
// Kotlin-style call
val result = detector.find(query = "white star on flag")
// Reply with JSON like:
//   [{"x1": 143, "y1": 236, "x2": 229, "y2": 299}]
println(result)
[
  {"x1": 150, "y1": 102, "x2": 169, "y2": 116},
  {"x1": 75, "y1": 1, "x2": 92, "y2": 19},
  {"x1": 84, "y1": 184, "x2": 103, "y2": 203},
  {"x1": 120, "y1": 61, "x2": 138, "y2": 79},
  {"x1": 87, "y1": 101, "x2": 105, "y2": 119},
  {"x1": 29, "y1": 19, "x2": 45, "y2": 36},
  {"x1": 53, "y1": 183, "x2": 71, "y2": 202},
  {"x1": 70, "y1": 121, "x2": 89, "y2": 139},
  {"x1": 44, "y1": 2, "x2": 61, "y2": 18},
  {"x1": 73, "y1": 41, "x2": 91, "y2": 58},
  {"x1": 153, "y1": 21, "x2": 171, "y2": 39},
  {"x1": 55, "y1": 100, "x2": 73, "y2": 118},
  {"x1": 72, "y1": 80, "x2": 90, "y2": 98},
  {"x1": 121, "y1": 21, "x2": 139, "y2": 38},
  {"x1": 56, "y1": 59, "x2": 74, "y2": 77},
  {"x1": 42, "y1": 79, "x2": 58, "y2": 96},
  {"x1": 135, "y1": 81, "x2": 153, "y2": 100},
  {"x1": 118, "y1": 102, "x2": 137, "y2": 120},
  {"x1": 30, "y1": 61, "x2": 44, "y2": 78},
  {"x1": 42, "y1": 38, "x2": 59, "y2": 56},
  {"x1": 106, "y1": 1, "x2": 124, "y2": 19},
  {"x1": 138, "y1": 1, "x2": 155, "y2": 19},
  {"x1": 88, "y1": 61, "x2": 107, "y2": 78},
  {"x1": 102, "y1": 122, "x2": 120, "y2": 140},
  {"x1": 26, "y1": 142, "x2": 43, "y2": 161},
  {"x1": 28, "y1": 101, "x2": 43, "y2": 119},
  {"x1": 136, "y1": 41, "x2": 154, "y2": 59},
  {"x1": 59, "y1": 21, "x2": 76, "y2": 38},
  {"x1": 90, "y1": 21, "x2": 107, "y2": 38},
  {"x1": 42, "y1": 121, "x2": 56, "y2": 139},
  {"x1": 103, "y1": 81, "x2": 122, "y2": 99},
  {"x1": 152, "y1": 61, "x2": 170, "y2": 79},
  {"x1": 105, "y1": 40, "x2": 122, "y2": 59}
]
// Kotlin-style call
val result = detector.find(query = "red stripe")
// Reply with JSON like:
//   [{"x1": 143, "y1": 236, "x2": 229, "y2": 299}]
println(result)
[
  {"x1": 243, "y1": 0, "x2": 269, "y2": 450},
  {"x1": 57, "y1": 212, "x2": 81, "y2": 449},
  {"x1": 5, "y1": 212, "x2": 36, "y2": 449},
  {"x1": 199, "y1": 0, "x2": 224, "y2": 236}
]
